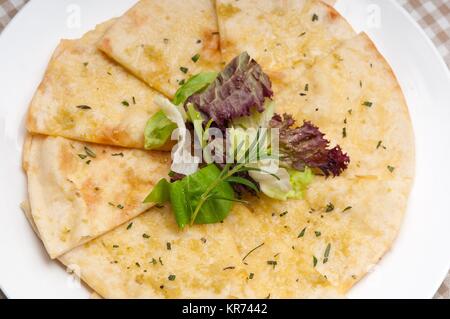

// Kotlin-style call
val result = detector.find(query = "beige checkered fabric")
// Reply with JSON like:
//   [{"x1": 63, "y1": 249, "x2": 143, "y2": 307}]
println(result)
[
  {"x1": 398, "y1": 0, "x2": 450, "y2": 67},
  {"x1": 0, "y1": 0, "x2": 448, "y2": 299}
]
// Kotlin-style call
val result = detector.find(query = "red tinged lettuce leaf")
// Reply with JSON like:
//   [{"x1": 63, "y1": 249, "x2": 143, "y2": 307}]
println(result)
[
  {"x1": 270, "y1": 114, "x2": 349, "y2": 177},
  {"x1": 187, "y1": 52, "x2": 273, "y2": 127}
]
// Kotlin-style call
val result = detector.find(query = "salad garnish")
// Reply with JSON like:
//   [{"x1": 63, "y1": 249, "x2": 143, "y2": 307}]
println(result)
[{"x1": 143, "y1": 52, "x2": 349, "y2": 229}]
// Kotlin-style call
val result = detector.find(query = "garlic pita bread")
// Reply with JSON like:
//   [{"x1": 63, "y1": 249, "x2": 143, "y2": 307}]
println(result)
[
  {"x1": 277, "y1": 33, "x2": 415, "y2": 179},
  {"x1": 221, "y1": 32, "x2": 414, "y2": 297},
  {"x1": 23, "y1": 134, "x2": 170, "y2": 258},
  {"x1": 216, "y1": 0, "x2": 355, "y2": 80},
  {"x1": 59, "y1": 205, "x2": 247, "y2": 299},
  {"x1": 225, "y1": 175, "x2": 411, "y2": 297},
  {"x1": 26, "y1": 20, "x2": 163, "y2": 149},
  {"x1": 98, "y1": 0, "x2": 222, "y2": 98}
]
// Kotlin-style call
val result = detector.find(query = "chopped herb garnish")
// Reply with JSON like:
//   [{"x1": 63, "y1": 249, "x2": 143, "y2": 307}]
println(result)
[
  {"x1": 299, "y1": 32, "x2": 306, "y2": 37},
  {"x1": 248, "y1": 273, "x2": 254, "y2": 280},
  {"x1": 85, "y1": 160, "x2": 91, "y2": 165},
  {"x1": 342, "y1": 206, "x2": 352, "y2": 212},
  {"x1": 314, "y1": 231, "x2": 321, "y2": 237},
  {"x1": 111, "y1": 152, "x2": 124, "y2": 157},
  {"x1": 121, "y1": 100, "x2": 130, "y2": 107},
  {"x1": 304, "y1": 83, "x2": 309, "y2": 91},
  {"x1": 359, "y1": 80, "x2": 363, "y2": 88},
  {"x1": 166, "y1": 242, "x2": 171, "y2": 250},
  {"x1": 242, "y1": 242, "x2": 265, "y2": 262},
  {"x1": 387, "y1": 165, "x2": 395, "y2": 173},
  {"x1": 223, "y1": 266, "x2": 235, "y2": 270},
  {"x1": 159, "y1": 257, "x2": 163, "y2": 265},
  {"x1": 163, "y1": 38, "x2": 169, "y2": 44},
  {"x1": 142, "y1": 233, "x2": 150, "y2": 238},
  {"x1": 298, "y1": 227, "x2": 306, "y2": 238},
  {"x1": 343, "y1": 127, "x2": 347, "y2": 138},
  {"x1": 313, "y1": 256, "x2": 318, "y2": 267},
  {"x1": 362, "y1": 101, "x2": 373, "y2": 107},
  {"x1": 117, "y1": 204, "x2": 124, "y2": 209},
  {"x1": 151, "y1": 258, "x2": 157, "y2": 265},
  {"x1": 348, "y1": 109, "x2": 353, "y2": 115},
  {"x1": 76, "y1": 105, "x2": 91, "y2": 110},
  {"x1": 135, "y1": 262, "x2": 140, "y2": 267},
  {"x1": 180, "y1": 66, "x2": 188, "y2": 74},
  {"x1": 83, "y1": 62, "x2": 89, "y2": 67},
  {"x1": 132, "y1": 96, "x2": 136, "y2": 104},
  {"x1": 196, "y1": 39, "x2": 202, "y2": 44},
  {"x1": 178, "y1": 79, "x2": 186, "y2": 86},
  {"x1": 279, "y1": 211, "x2": 288, "y2": 217},
  {"x1": 200, "y1": 237, "x2": 207, "y2": 244},
  {"x1": 168, "y1": 274, "x2": 176, "y2": 281},
  {"x1": 299, "y1": 92, "x2": 307, "y2": 96},
  {"x1": 376, "y1": 141, "x2": 383, "y2": 149},
  {"x1": 126, "y1": 222, "x2": 133, "y2": 230},
  {"x1": 267, "y1": 260, "x2": 278, "y2": 269},
  {"x1": 324, "y1": 243, "x2": 331, "y2": 264},
  {"x1": 108, "y1": 202, "x2": 115, "y2": 207},
  {"x1": 113, "y1": 245, "x2": 119, "y2": 248},
  {"x1": 312, "y1": 13, "x2": 319, "y2": 21},
  {"x1": 325, "y1": 203, "x2": 335, "y2": 212},
  {"x1": 84, "y1": 146, "x2": 96, "y2": 158},
  {"x1": 191, "y1": 53, "x2": 200, "y2": 63},
  {"x1": 78, "y1": 154, "x2": 87, "y2": 159}
]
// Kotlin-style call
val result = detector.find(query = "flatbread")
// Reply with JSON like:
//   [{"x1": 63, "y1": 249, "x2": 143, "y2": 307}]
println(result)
[
  {"x1": 221, "y1": 32, "x2": 414, "y2": 296},
  {"x1": 26, "y1": 20, "x2": 163, "y2": 149},
  {"x1": 216, "y1": 0, "x2": 355, "y2": 80},
  {"x1": 98, "y1": 0, "x2": 222, "y2": 98},
  {"x1": 59, "y1": 205, "x2": 247, "y2": 299},
  {"x1": 23, "y1": 134, "x2": 170, "y2": 258},
  {"x1": 277, "y1": 33, "x2": 415, "y2": 179}
]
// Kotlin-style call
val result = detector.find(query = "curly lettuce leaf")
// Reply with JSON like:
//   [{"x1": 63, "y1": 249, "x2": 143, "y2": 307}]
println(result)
[
  {"x1": 188, "y1": 52, "x2": 273, "y2": 127},
  {"x1": 270, "y1": 114, "x2": 349, "y2": 177}
]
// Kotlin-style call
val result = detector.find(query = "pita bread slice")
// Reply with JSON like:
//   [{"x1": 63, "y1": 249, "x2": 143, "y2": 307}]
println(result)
[
  {"x1": 59, "y1": 205, "x2": 247, "y2": 299},
  {"x1": 98, "y1": 0, "x2": 222, "y2": 98},
  {"x1": 26, "y1": 20, "x2": 163, "y2": 149},
  {"x1": 23, "y1": 134, "x2": 170, "y2": 259},
  {"x1": 216, "y1": 0, "x2": 355, "y2": 79},
  {"x1": 276, "y1": 33, "x2": 415, "y2": 179},
  {"x1": 230, "y1": 174, "x2": 412, "y2": 296}
]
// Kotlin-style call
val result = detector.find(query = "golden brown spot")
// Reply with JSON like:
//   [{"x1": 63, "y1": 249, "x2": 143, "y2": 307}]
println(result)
[
  {"x1": 217, "y1": 3, "x2": 241, "y2": 18},
  {"x1": 328, "y1": 7, "x2": 339, "y2": 20},
  {"x1": 53, "y1": 108, "x2": 75, "y2": 130},
  {"x1": 199, "y1": 30, "x2": 222, "y2": 68},
  {"x1": 81, "y1": 178, "x2": 101, "y2": 208},
  {"x1": 59, "y1": 144, "x2": 77, "y2": 173},
  {"x1": 99, "y1": 37, "x2": 112, "y2": 53},
  {"x1": 143, "y1": 45, "x2": 163, "y2": 61}
]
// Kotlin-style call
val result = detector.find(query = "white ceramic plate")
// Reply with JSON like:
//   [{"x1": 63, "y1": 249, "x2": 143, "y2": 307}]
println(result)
[{"x1": 0, "y1": 0, "x2": 449, "y2": 299}]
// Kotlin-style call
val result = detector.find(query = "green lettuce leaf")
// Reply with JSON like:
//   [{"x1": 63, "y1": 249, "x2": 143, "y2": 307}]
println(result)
[
  {"x1": 143, "y1": 178, "x2": 171, "y2": 204},
  {"x1": 144, "y1": 164, "x2": 235, "y2": 229},
  {"x1": 172, "y1": 71, "x2": 218, "y2": 106},
  {"x1": 287, "y1": 167, "x2": 314, "y2": 199},
  {"x1": 144, "y1": 110, "x2": 177, "y2": 150}
]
